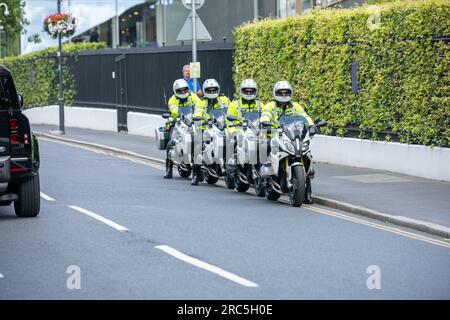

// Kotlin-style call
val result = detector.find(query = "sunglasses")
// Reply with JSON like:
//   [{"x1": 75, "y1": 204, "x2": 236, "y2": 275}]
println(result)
[
  {"x1": 177, "y1": 87, "x2": 189, "y2": 94},
  {"x1": 277, "y1": 90, "x2": 291, "y2": 96},
  {"x1": 242, "y1": 88, "x2": 256, "y2": 95}
]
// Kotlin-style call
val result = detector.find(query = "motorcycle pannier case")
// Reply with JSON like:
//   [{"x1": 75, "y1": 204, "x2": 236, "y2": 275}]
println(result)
[{"x1": 155, "y1": 127, "x2": 170, "y2": 150}]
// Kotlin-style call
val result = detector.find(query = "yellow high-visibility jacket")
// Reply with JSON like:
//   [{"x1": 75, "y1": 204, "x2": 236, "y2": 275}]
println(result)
[
  {"x1": 260, "y1": 101, "x2": 314, "y2": 128},
  {"x1": 226, "y1": 98, "x2": 264, "y2": 133},
  {"x1": 167, "y1": 93, "x2": 200, "y2": 121},
  {"x1": 193, "y1": 95, "x2": 230, "y2": 120}
]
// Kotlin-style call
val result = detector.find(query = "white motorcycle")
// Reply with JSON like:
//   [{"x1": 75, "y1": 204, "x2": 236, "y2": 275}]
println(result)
[
  {"x1": 260, "y1": 115, "x2": 326, "y2": 207},
  {"x1": 158, "y1": 106, "x2": 197, "y2": 178},
  {"x1": 194, "y1": 107, "x2": 228, "y2": 185},
  {"x1": 225, "y1": 112, "x2": 266, "y2": 196}
]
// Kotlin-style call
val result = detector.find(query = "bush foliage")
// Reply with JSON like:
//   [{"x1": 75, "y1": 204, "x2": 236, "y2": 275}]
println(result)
[
  {"x1": 0, "y1": 42, "x2": 106, "y2": 109},
  {"x1": 234, "y1": 0, "x2": 449, "y2": 147}
]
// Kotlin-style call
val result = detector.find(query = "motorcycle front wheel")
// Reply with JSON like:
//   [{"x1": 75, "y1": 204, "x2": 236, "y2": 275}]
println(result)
[
  {"x1": 178, "y1": 164, "x2": 192, "y2": 178},
  {"x1": 289, "y1": 165, "x2": 306, "y2": 207}
]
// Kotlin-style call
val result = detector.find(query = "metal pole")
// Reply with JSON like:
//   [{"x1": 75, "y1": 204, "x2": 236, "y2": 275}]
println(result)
[
  {"x1": 191, "y1": 1, "x2": 197, "y2": 95},
  {"x1": 57, "y1": 0, "x2": 65, "y2": 134},
  {"x1": 115, "y1": 0, "x2": 119, "y2": 48},
  {"x1": 253, "y1": 0, "x2": 258, "y2": 21},
  {"x1": 163, "y1": 0, "x2": 167, "y2": 46}
]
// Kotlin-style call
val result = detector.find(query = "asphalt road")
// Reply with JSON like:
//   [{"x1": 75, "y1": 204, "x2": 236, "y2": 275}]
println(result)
[{"x1": 0, "y1": 139, "x2": 449, "y2": 299}]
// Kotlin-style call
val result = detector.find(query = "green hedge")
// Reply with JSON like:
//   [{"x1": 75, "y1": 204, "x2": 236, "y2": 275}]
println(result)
[
  {"x1": 0, "y1": 42, "x2": 106, "y2": 109},
  {"x1": 233, "y1": 0, "x2": 449, "y2": 147}
]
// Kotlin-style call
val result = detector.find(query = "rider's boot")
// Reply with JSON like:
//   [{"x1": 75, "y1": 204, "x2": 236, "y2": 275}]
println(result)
[
  {"x1": 304, "y1": 177, "x2": 313, "y2": 204},
  {"x1": 164, "y1": 159, "x2": 173, "y2": 179},
  {"x1": 191, "y1": 165, "x2": 199, "y2": 185}
]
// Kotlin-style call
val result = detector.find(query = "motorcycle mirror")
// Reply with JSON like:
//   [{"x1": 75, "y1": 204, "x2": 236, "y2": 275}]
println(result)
[
  {"x1": 161, "y1": 113, "x2": 171, "y2": 119},
  {"x1": 316, "y1": 120, "x2": 327, "y2": 128}
]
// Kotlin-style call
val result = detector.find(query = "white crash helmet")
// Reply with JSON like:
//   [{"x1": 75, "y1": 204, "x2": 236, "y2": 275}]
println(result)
[
  {"x1": 173, "y1": 79, "x2": 189, "y2": 99},
  {"x1": 273, "y1": 80, "x2": 292, "y2": 103},
  {"x1": 240, "y1": 79, "x2": 258, "y2": 101},
  {"x1": 203, "y1": 79, "x2": 220, "y2": 99}
]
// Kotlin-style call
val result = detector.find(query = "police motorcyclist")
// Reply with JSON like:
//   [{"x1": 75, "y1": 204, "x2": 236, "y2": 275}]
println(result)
[
  {"x1": 260, "y1": 80, "x2": 317, "y2": 204},
  {"x1": 190, "y1": 79, "x2": 230, "y2": 185},
  {"x1": 226, "y1": 79, "x2": 264, "y2": 131},
  {"x1": 164, "y1": 79, "x2": 201, "y2": 179}
]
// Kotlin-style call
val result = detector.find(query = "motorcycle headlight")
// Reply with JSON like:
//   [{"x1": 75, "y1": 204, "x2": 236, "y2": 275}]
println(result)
[{"x1": 282, "y1": 139, "x2": 296, "y2": 155}]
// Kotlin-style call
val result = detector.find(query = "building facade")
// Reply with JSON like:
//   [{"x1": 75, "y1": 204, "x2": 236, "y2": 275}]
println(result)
[{"x1": 72, "y1": 0, "x2": 364, "y2": 49}]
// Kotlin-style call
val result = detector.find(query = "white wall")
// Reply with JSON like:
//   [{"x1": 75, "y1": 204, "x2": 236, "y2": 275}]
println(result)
[
  {"x1": 127, "y1": 112, "x2": 165, "y2": 138},
  {"x1": 311, "y1": 135, "x2": 450, "y2": 182},
  {"x1": 24, "y1": 106, "x2": 117, "y2": 132},
  {"x1": 24, "y1": 106, "x2": 450, "y2": 181}
]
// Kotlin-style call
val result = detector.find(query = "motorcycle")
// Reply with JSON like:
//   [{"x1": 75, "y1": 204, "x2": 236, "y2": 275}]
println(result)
[
  {"x1": 193, "y1": 107, "x2": 228, "y2": 185},
  {"x1": 158, "y1": 106, "x2": 197, "y2": 179},
  {"x1": 259, "y1": 115, "x2": 326, "y2": 207},
  {"x1": 226, "y1": 112, "x2": 267, "y2": 196}
]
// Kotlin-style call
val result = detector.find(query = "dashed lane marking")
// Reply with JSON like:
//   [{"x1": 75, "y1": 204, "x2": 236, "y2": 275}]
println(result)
[
  {"x1": 68, "y1": 205, "x2": 129, "y2": 233},
  {"x1": 155, "y1": 245, "x2": 259, "y2": 288}
]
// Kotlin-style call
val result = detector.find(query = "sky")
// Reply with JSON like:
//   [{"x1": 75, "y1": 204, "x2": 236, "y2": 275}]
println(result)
[{"x1": 22, "y1": 0, "x2": 145, "y2": 53}]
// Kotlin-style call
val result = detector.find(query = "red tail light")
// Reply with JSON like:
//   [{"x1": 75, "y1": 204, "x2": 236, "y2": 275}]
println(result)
[
  {"x1": 10, "y1": 134, "x2": 20, "y2": 145},
  {"x1": 9, "y1": 119, "x2": 18, "y2": 130}
]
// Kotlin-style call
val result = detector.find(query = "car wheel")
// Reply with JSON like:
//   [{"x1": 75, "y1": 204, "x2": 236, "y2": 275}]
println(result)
[{"x1": 14, "y1": 174, "x2": 40, "y2": 218}]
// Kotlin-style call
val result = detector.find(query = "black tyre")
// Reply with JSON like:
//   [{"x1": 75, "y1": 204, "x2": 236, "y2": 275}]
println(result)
[
  {"x1": 289, "y1": 165, "x2": 306, "y2": 207},
  {"x1": 206, "y1": 174, "x2": 219, "y2": 185},
  {"x1": 224, "y1": 171, "x2": 235, "y2": 190},
  {"x1": 178, "y1": 165, "x2": 191, "y2": 178},
  {"x1": 265, "y1": 189, "x2": 281, "y2": 201},
  {"x1": 14, "y1": 174, "x2": 40, "y2": 218},
  {"x1": 0, "y1": 200, "x2": 12, "y2": 206},
  {"x1": 235, "y1": 179, "x2": 250, "y2": 192}
]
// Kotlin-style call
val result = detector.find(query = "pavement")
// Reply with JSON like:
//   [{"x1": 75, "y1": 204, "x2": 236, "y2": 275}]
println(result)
[
  {"x1": 0, "y1": 138, "x2": 449, "y2": 299},
  {"x1": 31, "y1": 125, "x2": 450, "y2": 234}
]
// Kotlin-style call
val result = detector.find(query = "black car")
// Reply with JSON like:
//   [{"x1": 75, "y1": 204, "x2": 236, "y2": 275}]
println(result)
[{"x1": 0, "y1": 65, "x2": 40, "y2": 217}]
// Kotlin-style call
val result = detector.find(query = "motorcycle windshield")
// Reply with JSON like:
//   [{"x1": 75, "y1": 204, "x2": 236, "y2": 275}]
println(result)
[
  {"x1": 208, "y1": 107, "x2": 227, "y2": 128},
  {"x1": 243, "y1": 112, "x2": 260, "y2": 131},
  {"x1": 178, "y1": 106, "x2": 194, "y2": 126},
  {"x1": 279, "y1": 115, "x2": 308, "y2": 140}
]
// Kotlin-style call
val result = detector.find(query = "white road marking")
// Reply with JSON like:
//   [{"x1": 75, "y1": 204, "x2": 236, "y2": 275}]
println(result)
[
  {"x1": 302, "y1": 204, "x2": 450, "y2": 249},
  {"x1": 40, "y1": 192, "x2": 55, "y2": 202},
  {"x1": 0, "y1": 273, "x2": 3, "y2": 278},
  {"x1": 68, "y1": 205, "x2": 129, "y2": 233},
  {"x1": 155, "y1": 245, "x2": 259, "y2": 288}
]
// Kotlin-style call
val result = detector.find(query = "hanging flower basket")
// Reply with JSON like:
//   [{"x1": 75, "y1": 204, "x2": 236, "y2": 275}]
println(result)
[{"x1": 43, "y1": 13, "x2": 78, "y2": 39}]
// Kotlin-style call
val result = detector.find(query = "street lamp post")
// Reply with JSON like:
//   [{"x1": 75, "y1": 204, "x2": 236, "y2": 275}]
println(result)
[
  {"x1": 191, "y1": 1, "x2": 197, "y2": 95},
  {"x1": 114, "y1": 0, "x2": 119, "y2": 48},
  {"x1": 57, "y1": 0, "x2": 65, "y2": 134}
]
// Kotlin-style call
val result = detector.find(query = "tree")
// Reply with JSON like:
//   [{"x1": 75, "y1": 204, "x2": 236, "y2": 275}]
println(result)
[{"x1": 0, "y1": 0, "x2": 29, "y2": 57}]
